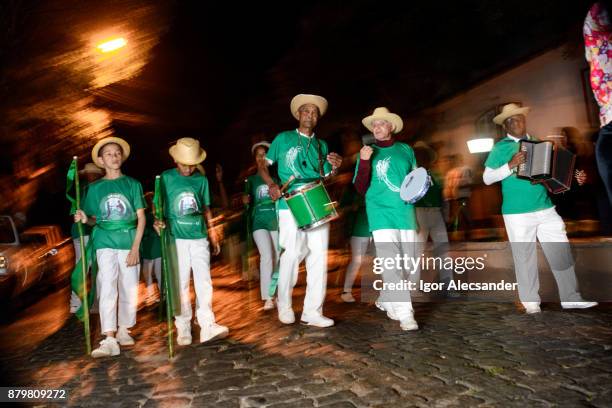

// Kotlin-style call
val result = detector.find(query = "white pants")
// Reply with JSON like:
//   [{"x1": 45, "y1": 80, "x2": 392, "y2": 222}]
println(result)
[
  {"x1": 174, "y1": 238, "x2": 216, "y2": 327},
  {"x1": 252, "y1": 229, "x2": 279, "y2": 300},
  {"x1": 416, "y1": 207, "x2": 452, "y2": 283},
  {"x1": 343, "y1": 236, "x2": 371, "y2": 292},
  {"x1": 142, "y1": 258, "x2": 161, "y2": 292},
  {"x1": 71, "y1": 237, "x2": 89, "y2": 308},
  {"x1": 277, "y1": 209, "x2": 329, "y2": 319},
  {"x1": 503, "y1": 207, "x2": 582, "y2": 303},
  {"x1": 96, "y1": 248, "x2": 139, "y2": 333},
  {"x1": 372, "y1": 229, "x2": 417, "y2": 320}
]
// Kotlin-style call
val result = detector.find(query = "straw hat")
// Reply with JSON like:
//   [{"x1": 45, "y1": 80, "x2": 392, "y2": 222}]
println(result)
[
  {"x1": 493, "y1": 103, "x2": 531, "y2": 125},
  {"x1": 169, "y1": 137, "x2": 207, "y2": 165},
  {"x1": 91, "y1": 136, "x2": 131, "y2": 167},
  {"x1": 362, "y1": 107, "x2": 403, "y2": 134},
  {"x1": 413, "y1": 141, "x2": 438, "y2": 163},
  {"x1": 251, "y1": 141, "x2": 271, "y2": 154},
  {"x1": 79, "y1": 162, "x2": 104, "y2": 175},
  {"x1": 290, "y1": 94, "x2": 328, "y2": 120}
]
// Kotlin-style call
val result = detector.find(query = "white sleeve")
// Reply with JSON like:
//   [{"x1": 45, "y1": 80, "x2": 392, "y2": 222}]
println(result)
[{"x1": 483, "y1": 164, "x2": 512, "y2": 185}]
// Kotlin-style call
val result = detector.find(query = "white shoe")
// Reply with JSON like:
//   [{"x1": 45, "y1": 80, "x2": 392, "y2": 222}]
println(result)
[
  {"x1": 561, "y1": 301, "x2": 598, "y2": 309},
  {"x1": 91, "y1": 337, "x2": 120, "y2": 358},
  {"x1": 400, "y1": 314, "x2": 419, "y2": 331},
  {"x1": 116, "y1": 327, "x2": 135, "y2": 346},
  {"x1": 278, "y1": 309, "x2": 295, "y2": 324},
  {"x1": 301, "y1": 314, "x2": 334, "y2": 328},
  {"x1": 521, "y1": 302, "x2": 541, "y2": 314},
  {"x1": 176, "y1": 322, "x2": 192, "y2": 346},
  {"x1": 200, "y1": 323, "x2": 229, "y2": 343},
  {"x1": 263, "y1": 299, "x2": 275, "y2": 311},
  {"x1": 341, "y1": 292, "x2": 355, "y2": 303}
]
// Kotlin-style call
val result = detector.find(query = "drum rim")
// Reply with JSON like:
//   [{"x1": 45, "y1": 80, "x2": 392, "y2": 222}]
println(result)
[
  {"x1": 283, "y1": 180, "x2": 322, "y2": 199},
  {"x1": 401, "y1": 168, "x2": 431, "y2": 203},
  {"x1": 297, "y1": 213, "x2": 339, "y2": 231}
]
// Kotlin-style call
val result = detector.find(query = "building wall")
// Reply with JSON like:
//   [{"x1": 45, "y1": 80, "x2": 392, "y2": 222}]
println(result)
[{"x1": 413, "y1": 44, "x2": 597, "y2": 222}]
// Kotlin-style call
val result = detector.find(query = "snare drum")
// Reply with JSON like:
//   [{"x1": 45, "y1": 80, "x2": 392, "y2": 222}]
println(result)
[
  {"x1": 284, "y1": 181, "x2": 338, "y2": 230},
  {"x1": 400, "y1": 167, "x2": 431, "y2": 204}
]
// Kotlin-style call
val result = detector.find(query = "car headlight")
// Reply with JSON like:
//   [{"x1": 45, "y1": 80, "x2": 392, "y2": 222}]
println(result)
[{"x1": 0, "y1": 255, "x2": 7, "y2": 271}]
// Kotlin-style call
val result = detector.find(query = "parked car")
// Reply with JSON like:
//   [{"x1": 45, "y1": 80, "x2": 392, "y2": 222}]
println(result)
[{"x1": 0, "y1": 215, "x2": 74, "y2": 301}]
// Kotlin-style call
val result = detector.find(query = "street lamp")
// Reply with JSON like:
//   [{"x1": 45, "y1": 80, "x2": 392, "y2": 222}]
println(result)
[{"x1": 96, "y1": 37, "x2": 127, "y2": 53}]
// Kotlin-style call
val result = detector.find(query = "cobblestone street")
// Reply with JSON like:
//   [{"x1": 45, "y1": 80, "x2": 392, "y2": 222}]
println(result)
[{"x1": 1, "y1": 253, "x2": 612, "y2": 408}]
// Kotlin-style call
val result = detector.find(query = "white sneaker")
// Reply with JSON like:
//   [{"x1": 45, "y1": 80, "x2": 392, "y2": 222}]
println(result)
[
  {"x1": 91, "y1": 337, "x2": 120, "y2": 358},
  {"x1": 176, "y1": 322, "x2": 192, "y2": 346},
  {"x1": 341, "y1": 292, "x2": 356, "y2": 303},
  {"x1": 116, "y1": 327, "x2": 135, "y2": 346},
  {"x1": 300, "y1": 314, "x2": 334, "y2": 328},
  {"x1": 278, "y1": 309, "x2": 295, "y2": 324},
  {"x1": 561, "y1": 301, "x2": 598, "y2": 309},
  {"x1": 400, "y1": 314, "x2": 419, "y2": 331},
  {"x1": 200, "y1": 323, "x2": 229, "y2": 343},
  {"x1": 521, "y1": 302, "x2": 541, "y2": 314},
  {"x1": 263, "y1": 299, "x2": 275, "y2": 311}
]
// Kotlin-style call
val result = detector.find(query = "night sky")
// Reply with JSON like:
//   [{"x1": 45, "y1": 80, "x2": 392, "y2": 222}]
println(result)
[{"x1": 0, "y1": 0, "x2": 596, "y2": 222}]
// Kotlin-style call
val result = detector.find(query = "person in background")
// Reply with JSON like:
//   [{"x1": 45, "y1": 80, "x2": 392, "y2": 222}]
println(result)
[
  {"x1": 141, "y1": 192, "x2": 161, "y2": 306},
  {"x1": 242, "y1": 141, "x2": 279, "y2": 311}
]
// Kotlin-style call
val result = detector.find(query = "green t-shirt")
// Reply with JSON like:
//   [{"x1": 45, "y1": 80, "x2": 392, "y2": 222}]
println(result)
[
  {"x1": 141, "y1": 212, "x2": 161, "y2": 260},
  {"x1": 266, "y1": 129, "x2": 332, "y2": 210},
  {"x1": 83, "y1": 176, "x2": 145, "y2": 250},
  {"x1": 415, "y1": 170, "x2": 443, "y2": 208},
  {"x1": 339, "y1": 185, "x2": 370, "y2": 238},
  {"x1": 161, "y1": 168, "x2": 210, "y2": 239},
  {"x1": 355, "y1": 142, "x2": 417, "y2": 231},
  {"x1": 484, "y1": 136, "x2": 553, "y2": 214},
  {"x1": 246, "y1": 174, "x2": 278, "y2": 232}
]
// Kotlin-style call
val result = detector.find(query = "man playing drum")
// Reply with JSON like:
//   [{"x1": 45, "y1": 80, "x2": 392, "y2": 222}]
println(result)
[
  {"x1": 259, "y1": 94, "x2": 343, "y2": 327},
  {"x1": 354, "y1": 107, "x2": 420, "y2": 331}
]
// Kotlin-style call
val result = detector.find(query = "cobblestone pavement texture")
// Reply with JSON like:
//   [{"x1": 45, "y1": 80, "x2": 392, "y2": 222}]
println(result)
[{"x1": 1, "y1": 251, "x2": 612, "y2": 407}]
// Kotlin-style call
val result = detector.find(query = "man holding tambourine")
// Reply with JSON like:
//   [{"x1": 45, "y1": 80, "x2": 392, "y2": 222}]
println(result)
[{"x1": 353, "y1": 107, "x2": 421, "y2": 331}]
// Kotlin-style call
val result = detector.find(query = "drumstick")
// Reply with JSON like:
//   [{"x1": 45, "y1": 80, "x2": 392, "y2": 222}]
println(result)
[{"x1": 279, "y1": 175, "x2": 295, "y2": 195}]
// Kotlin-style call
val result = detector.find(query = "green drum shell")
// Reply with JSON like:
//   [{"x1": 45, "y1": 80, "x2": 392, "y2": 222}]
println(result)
[{"x1": 285, "y1": 182, "x2": 338, "y2": 230}]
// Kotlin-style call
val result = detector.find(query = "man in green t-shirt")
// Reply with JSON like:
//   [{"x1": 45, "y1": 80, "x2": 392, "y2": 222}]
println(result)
[
  {"x1": 353, "y1": 107, "x2": 419, "y2": 331},
  {"x1": 155, "y1": 137, "x2": 227, "y2": 345},
  {"x1": 484, "y1": 103, "x2": 597, "y2": 314},
  {"x1": 258, "y1": 94, "x2": 343, "y2": 327},
  {"x1": 74, "y1": 137, "x2": 146, "y2": 358},
  {"x1": 70, "y1": 162, "x2": 103, "y2": 314}
]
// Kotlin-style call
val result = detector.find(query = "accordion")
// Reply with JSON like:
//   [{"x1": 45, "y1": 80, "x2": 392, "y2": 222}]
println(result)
[{"x1": 517, "y1": 140, "x2": 576, "y2": 194}]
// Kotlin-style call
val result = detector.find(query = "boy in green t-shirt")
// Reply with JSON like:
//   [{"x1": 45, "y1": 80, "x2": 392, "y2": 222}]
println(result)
[
  {"x1": 353, "y1": 107, "x2": 419, "y2": 331},
  {"x1": 484, "y1": 103, "x2": 597, "y2": 314},
  {"x1": 74, "y1": 137, "x2": 146, "y2": 358},
  {"x1": 155, "y1": 137, "x2": 227, "y2": 345}
]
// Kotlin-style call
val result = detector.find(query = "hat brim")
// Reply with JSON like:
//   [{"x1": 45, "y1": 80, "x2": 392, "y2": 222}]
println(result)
[
  {"x1": 91, "y1": 137, "x2": 131, "y2": 167},
  {"x1": 493, "y1": 107, "x2": 530, "y2": 125},
  {"x1": 290, "y1": 94, "x2": 328, "y2": 120},
  {"x1": 251, "y1": 141, "x2": 271, "y2": 154},
  {"x1": 169, "y1": 145, "x2": 207, "y2": 165},
  {"x1": 362, "y1": 112, "x2": 404, "y2": 134}
]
